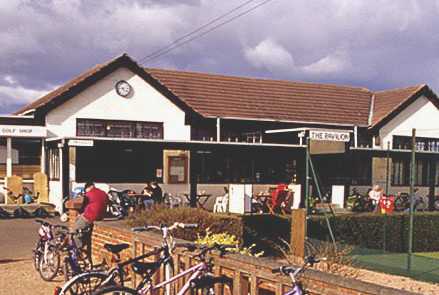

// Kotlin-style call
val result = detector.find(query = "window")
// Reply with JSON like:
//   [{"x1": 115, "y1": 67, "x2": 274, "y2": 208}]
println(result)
[
  {"x1": 168, "y1": 156, "x2": 187, "y2": 183},
  {"x1": 393, "y1": 135, "x2": 439, "y2": 152},
  {"x1": 392, "y1": 157, "x2": 430, "y2": 186},
  {"x1": 436, "y1": 161, "x2": 439, "y2": 186},
  {"x1": 351, "y1": 154, "x2": 372, "y2": 185},
  {"x1": 77, "y1": 119, "x2": 163, "y2": 139},
  {"x1": 48, "y1": 148, "x2": 60, "y2": 180},
  {"x1": 392, "y1": 158, "x2": 407, "y2": 186}
]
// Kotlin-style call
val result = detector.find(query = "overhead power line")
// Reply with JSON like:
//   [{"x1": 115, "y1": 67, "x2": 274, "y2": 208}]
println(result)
[
  {"x1": 140, "y1": 0, "x2": 276, "y2": 65},
  {"x1": 138, "y1": 0, "x2": 259, "y2": 64}
]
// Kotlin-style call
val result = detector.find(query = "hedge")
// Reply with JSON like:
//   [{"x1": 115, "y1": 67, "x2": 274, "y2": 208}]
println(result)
[
  {"x1": 241, "y1": 214, "x2": 291, "y2": 254},
  {"x1": 308, "y1": 212, "x2": 439, "y2": 253},
  {"x1": 127, "y1": 206, "x2": 244, "y2": 242}
]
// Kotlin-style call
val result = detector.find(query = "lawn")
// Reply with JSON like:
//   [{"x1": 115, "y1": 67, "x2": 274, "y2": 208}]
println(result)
[{"x1": 352, "y1": 251, "x2": 439, "y2": 283}]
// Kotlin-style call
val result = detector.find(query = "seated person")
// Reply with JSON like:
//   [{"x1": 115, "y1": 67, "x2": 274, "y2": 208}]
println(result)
[
  {"x1": 141, "y1": 182, "x2": 154, "y2": 209},
  {"x1": 22, "y1": 187, "x2": 35, "y2": 204},
  {"x1": 150, "y1": 181, "x2": 163, "y2": 204}
]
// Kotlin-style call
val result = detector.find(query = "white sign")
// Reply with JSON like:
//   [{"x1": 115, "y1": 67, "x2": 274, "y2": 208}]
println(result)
[
  {"x1": 0, "y1": 125, "x2": 46, "y2": 138},
  {"x1": 228, "y1": 184, "x2": 252, "y2": 214},
  {"x1": 68, "y1": 139, "x2": 94, "y2": 147},
  {"x1": 331, "y1": 185, "x2": 345, "y2": 208},
  {"x1": 310, "y1": 130, "x2": 350, "y2": 142}
]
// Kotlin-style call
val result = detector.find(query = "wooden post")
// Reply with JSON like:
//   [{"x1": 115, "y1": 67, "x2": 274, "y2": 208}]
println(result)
[{"x1": 291, "y1": 209, "x2": 306, "y2": 259}]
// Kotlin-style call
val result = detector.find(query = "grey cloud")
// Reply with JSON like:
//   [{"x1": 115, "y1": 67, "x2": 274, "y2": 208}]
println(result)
[{"x1": 1, "y1": 0, "x2": 439, "y2": 114}]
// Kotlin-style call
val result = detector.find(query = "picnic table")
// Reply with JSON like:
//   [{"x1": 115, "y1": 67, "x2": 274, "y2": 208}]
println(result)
[{"x1": 183, "y1": 193, "x2": 213, "y2": 210}]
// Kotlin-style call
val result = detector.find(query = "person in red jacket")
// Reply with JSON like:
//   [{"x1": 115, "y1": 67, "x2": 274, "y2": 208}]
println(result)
[{"x1": 72, "y1": 181, "x2": 109, "y2": 248}]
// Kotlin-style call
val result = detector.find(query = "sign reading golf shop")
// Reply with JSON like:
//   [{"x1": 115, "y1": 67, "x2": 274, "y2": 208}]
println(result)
[
  {"x1": 309, "y1": 130, "x2": 350, "y2": 155},
  {"x1": 0, "y1": 125, "x2": 47, "y2": 138}
]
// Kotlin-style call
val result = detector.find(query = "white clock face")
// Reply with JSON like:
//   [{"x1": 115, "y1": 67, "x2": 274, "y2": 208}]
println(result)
[{"x1": 115, "y1": 80, "x2": 132, "y2": 97}]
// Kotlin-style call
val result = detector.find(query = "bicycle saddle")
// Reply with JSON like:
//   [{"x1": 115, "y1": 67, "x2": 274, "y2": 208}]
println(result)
[
  {"x1": 104, "y1": 243, "x2": 130, "y2": 254},
  {"x1": 132, "y1": 261, "x2": 161, "y2": 275}
]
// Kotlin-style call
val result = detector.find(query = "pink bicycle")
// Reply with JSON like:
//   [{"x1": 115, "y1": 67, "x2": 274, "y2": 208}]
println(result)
[{"x1": 94, "y1": 240, "x2": 233, "y2": 295}]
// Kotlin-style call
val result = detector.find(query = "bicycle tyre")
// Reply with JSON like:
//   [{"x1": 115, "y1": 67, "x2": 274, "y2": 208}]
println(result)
[
  {"x1": 60, "y1": 271, "x2": 109, "y2": 295},
  {"x1": 93, "y1": 285, "x2": 138, "y2": 295},
  {"x1": 39, "y1": 245, "x2": 60, "y2": 281}
]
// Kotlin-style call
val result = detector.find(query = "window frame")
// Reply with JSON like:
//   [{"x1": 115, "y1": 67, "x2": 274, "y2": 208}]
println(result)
[{"x1": 76, "y1": 118, "x2": 163, "y2": 139}]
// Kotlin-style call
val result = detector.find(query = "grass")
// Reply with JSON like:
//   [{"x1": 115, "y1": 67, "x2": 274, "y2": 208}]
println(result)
[{"x1": 352, "y1": 249, "x2": 439, "y2": 283}]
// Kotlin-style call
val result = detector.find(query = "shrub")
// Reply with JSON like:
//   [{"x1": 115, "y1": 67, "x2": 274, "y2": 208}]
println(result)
[
  {"x1": 127, "y1": 206, "x2": 244, "y2": 242},
  {"x1": 241, "y1": 214, "x2": 291, "y2": 255},
  {"x1": 195, "y1": 228, "x2": 264, "y2": 257},
  {"x1": 308, "y1": 212, "x2": 439, "y2": 252}
]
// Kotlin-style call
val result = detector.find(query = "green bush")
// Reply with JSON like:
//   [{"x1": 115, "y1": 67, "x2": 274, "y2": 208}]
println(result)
[
  {"x1": 241, "y1": 214, "x2": 291, "y2": 255},
  {"x1": 127, "y1": 206, "x2": 244, "y2": 242},
  {"x1": 309, "y1": 212, "x2": 439, "y2": 253}
]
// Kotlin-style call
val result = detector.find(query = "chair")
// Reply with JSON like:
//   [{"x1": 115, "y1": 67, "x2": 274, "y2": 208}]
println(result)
[
  {"x1": 213, "y1": 194, "x2": 229, "y2": 213},
  {"x1": 5, "y1": 175, "x2": 23, "y2": 204},
  {"x1": 164, "y1": 193, "x2": 182, "y2": 208}
]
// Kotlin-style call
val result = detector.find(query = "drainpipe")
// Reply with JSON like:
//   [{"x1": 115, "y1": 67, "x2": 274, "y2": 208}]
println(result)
[{"x1": 216, "y1": 118, "x2": 221, "y2": 142}]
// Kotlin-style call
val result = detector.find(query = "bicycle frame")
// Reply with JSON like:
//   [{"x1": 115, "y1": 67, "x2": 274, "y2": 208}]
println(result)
[{"x1": 138, "y1": 260, "x2": 208, "y2": 295}]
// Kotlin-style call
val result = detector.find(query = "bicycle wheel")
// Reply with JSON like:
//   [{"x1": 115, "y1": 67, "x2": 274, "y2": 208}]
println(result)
[
  {"x1": 60, "y1": 272, "x2": 109, "y2": 295},
  {"x1": 93, "y1": 285, "x2": 138, "y2": 295},
  {"x1": 39, "y1": 245, "x2": 61, "y2": 281},
  {"x1": 32, "y1": 241, "x2": 43, "y2": 271}
]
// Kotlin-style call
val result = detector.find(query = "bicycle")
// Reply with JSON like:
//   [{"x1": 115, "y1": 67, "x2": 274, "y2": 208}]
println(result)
[
  {"x1": 33, "y1": 219, "x2": 68, "y2": 275},
  {"x1": 93, "y1": 242, "x2": 233, "y2": 295},
  {"x1": 271, "y1": 256, "x2": 324, "y2": 295},
  {"x1": 62, "y1": 225, "x2": 94, "y2": 281},
  {"x1": 57, "y1": 222, "x2": 197, "y2": 295}
]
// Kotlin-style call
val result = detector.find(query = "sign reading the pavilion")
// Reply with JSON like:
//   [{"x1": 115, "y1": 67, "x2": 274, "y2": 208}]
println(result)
[
  {"x1": 309, "y1": 130, "x2": 350, "y2": 142},
  {"x1": 309, "y1": 130, "x2": 350, "y2": 155},
  {"x1": 0, "y1": 125, "x2": 46, "y2": 138}
]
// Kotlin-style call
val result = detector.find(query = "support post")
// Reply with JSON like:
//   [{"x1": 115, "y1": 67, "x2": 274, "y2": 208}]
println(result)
[
  {"x1": 291, "y1": 209, "x2": 306, "y2": 260},
  {"x1": 6, "y1": 137, "x2": 12, "y2": 177},
  {"x1": 383, "y1": 141, "x2": 390, "y2": 252},
  {"x1": 305, "y1": 138, "x2": 310, "y2": 215},
  {"x1": 354, "y1": 125, "x2": 358, "y2": 148},
  {"x1": 216, "y1": 117, "x2": 221, "y2": 142},
  {"x1": 408, "y1": 128, "x2": 416, "y2": 272},
  {"x1": 309, "y1": 155, "x2": 337, "y2": 251},
  {"x1": 189, "y1": 150, "x2": 197, "y2": 208},
  {"x1": 40, "y1": 139, "x2": 46, "y2": 174}
]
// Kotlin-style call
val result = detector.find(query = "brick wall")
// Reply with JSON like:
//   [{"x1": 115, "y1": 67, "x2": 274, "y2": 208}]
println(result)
[{"x1": 91, "y1": 221, "x2": 418, "y2": 295}]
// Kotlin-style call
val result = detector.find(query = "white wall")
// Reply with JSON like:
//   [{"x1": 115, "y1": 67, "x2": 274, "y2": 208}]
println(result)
[
  {"x1": 49, "y1": 180, "x2": 63, "y2": 213},
  {"x1": 45, "y1": 67, "x2": 190, "y2": 141},
  {"x1": 378, "y1": 96, "x2": 439, "y2": 148}
]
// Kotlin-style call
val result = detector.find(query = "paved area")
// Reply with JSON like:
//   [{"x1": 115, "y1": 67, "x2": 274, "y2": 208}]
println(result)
[{"x1": 0, "y1": 218, "x2": 65, "y2": 295}]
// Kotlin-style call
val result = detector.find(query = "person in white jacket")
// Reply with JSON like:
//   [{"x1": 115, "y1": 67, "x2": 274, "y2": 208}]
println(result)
[{"x1": 368, "y1": 184, "x2": 383, "y2": 212}]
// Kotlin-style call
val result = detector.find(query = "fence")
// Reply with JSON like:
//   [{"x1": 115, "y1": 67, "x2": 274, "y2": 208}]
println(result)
[{"x1": 91, "y1": 221, "x2": 415, "y2": 295}]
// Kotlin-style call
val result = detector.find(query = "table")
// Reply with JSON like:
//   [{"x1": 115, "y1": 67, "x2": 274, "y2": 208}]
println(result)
[
  {"x1": 252, "y1": 193, "x2": 273, "y2": 214},
  {"x1": 183, "y1": 194, "x2": 213, "y2": 210},
  {"x1": 127, "y1": 193, "x2": 147, "y2": 210}
]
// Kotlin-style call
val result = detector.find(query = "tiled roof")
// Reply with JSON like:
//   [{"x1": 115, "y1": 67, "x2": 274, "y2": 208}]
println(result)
[
  {"x1": 14, "y1": 54, "x2": 435, "y2": 128},
  {"x1": 145, "y1": 68, "x2": 372, "y2": 126},
  {"x1": 372, "y1": 85, "x2": 425, "y2": 127}
]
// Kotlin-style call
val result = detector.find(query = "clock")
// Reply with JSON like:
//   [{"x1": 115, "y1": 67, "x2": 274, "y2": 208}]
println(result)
[{"x1": 115, "y1": 80, "x2": 132, "y2": 97}]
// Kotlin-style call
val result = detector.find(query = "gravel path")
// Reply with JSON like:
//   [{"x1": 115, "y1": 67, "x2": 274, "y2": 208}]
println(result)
[{"x1": 0, "y1": 259, "x2": 62, "y2": 295}]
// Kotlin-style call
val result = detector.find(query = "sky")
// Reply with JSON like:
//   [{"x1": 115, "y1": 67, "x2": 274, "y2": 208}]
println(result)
[{"x1": 1, "y1": 0, "x2": 439, "y2": 114}]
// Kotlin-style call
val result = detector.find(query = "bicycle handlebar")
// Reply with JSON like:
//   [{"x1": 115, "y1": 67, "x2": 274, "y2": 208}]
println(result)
[
  {"x1": 131, "y1": 222, "x2": 199, "y2": 232},
  {"x1": 35, "y1": 219, "x2": 68, "y2": 231},
  {"x1": 271, "y1": 256, "x2": 325, "y2": 274}
]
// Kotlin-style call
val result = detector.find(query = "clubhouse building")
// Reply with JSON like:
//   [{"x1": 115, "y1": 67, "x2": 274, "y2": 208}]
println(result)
[{"x1": 1, "y1": 54, "x2": 439, "y2": 212}]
